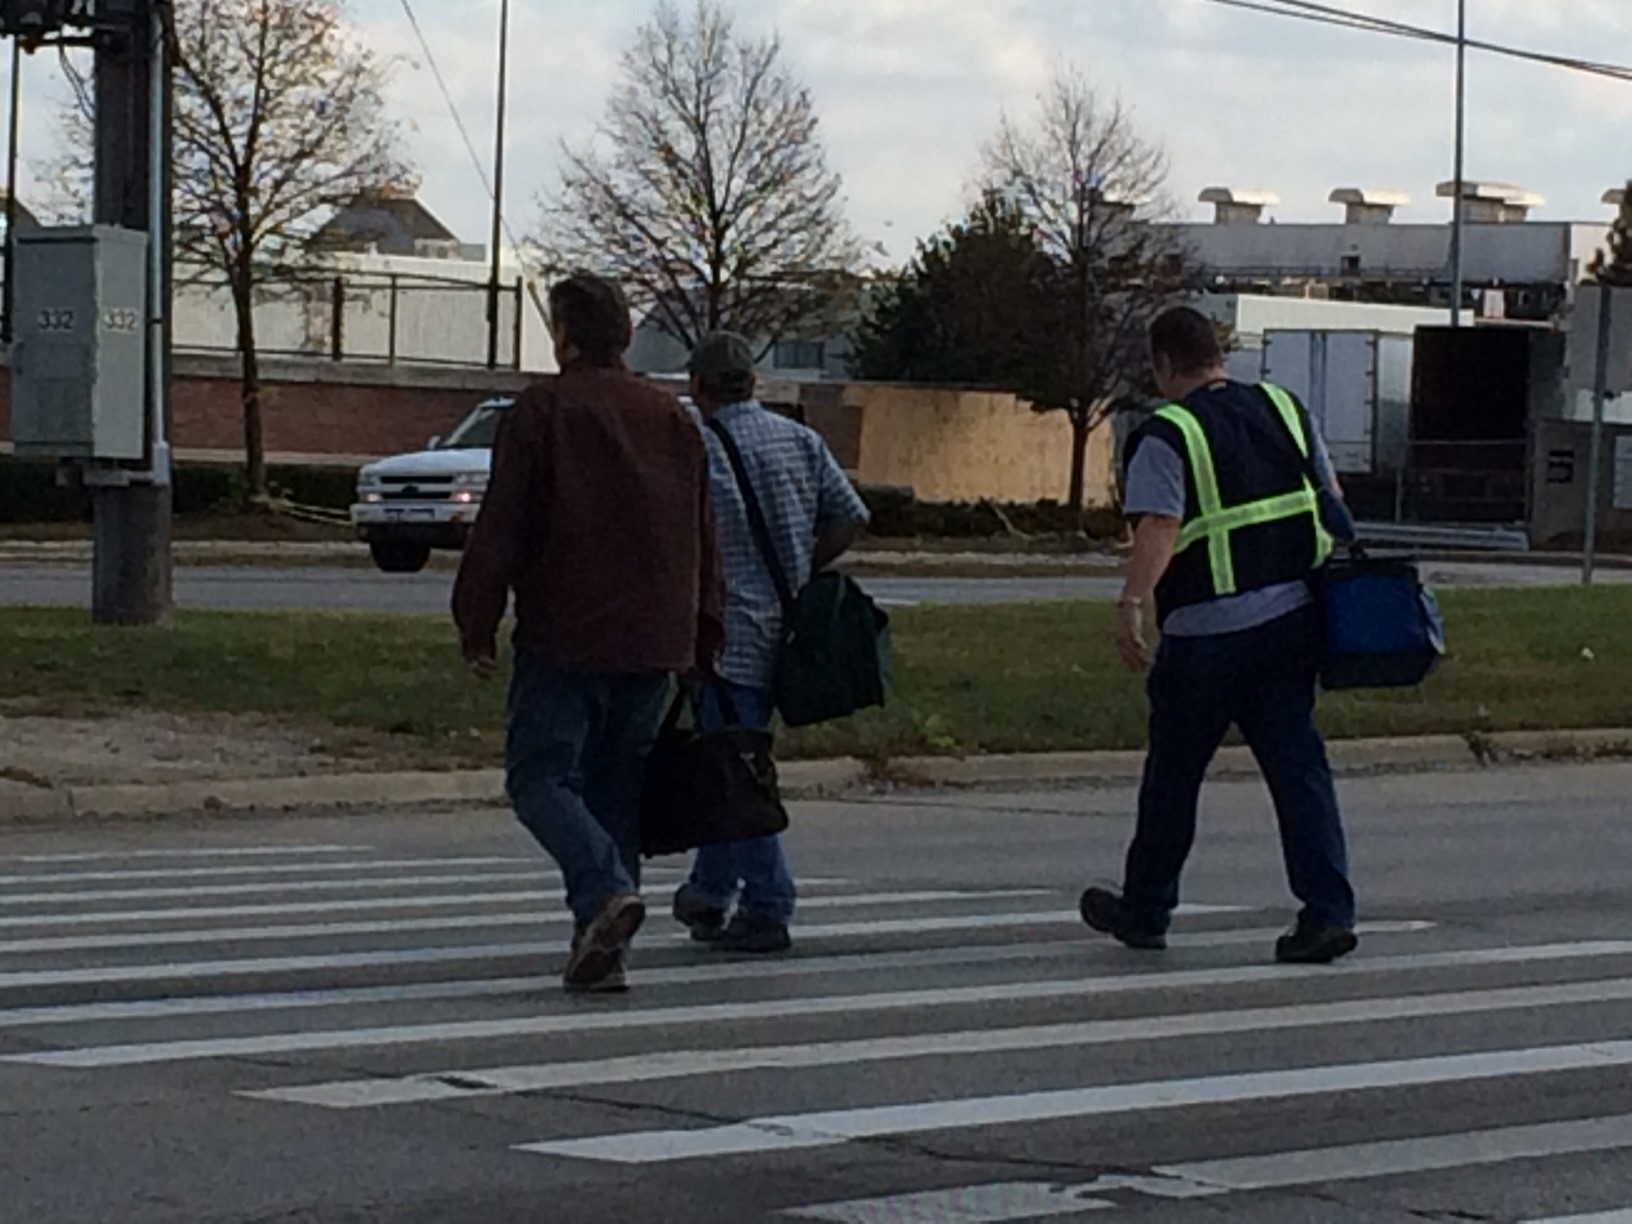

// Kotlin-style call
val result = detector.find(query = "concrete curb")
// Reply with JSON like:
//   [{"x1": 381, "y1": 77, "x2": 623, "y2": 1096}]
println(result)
[
  {"x1": 880, "y1": 736, "x2": 1480, "y2": 789},
  {"x1": 0, "y1": 758, "x2": 875, "y2": 823},
  {"x1": 7, "y1": 540, "x2": 1632, "y2": 573},
  {"x1": 3, "y1": 729, "x2": 1628, "y2": 824}
]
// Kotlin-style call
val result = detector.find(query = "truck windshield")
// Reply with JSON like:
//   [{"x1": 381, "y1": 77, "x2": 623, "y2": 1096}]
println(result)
[{"x1": 439, "y1": 402, "x2": 510, "y2": 450}]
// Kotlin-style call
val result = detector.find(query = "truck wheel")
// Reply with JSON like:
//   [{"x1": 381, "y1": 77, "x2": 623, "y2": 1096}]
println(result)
[{"x1": 369, "y1": 541, "x2": 432, "y2": 574}]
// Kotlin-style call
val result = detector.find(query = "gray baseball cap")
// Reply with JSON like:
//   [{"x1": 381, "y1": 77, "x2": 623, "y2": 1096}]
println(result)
[{"x1": 687, "y1": 331, "x2": 756, "y2": 379}]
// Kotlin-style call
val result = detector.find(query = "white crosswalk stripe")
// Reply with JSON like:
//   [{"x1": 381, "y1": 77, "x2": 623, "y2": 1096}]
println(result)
[
  {"x1": 251, "y1": 976, "x2": 1632, "y2": 1109},
  {"x1": 2, "y1": 838, "x2": 1630, "y2": 1222},
  {"x1": 522, "y1": 1041, "x2": 1632, "y2": 1164},
  {"x1": 0, "y1": 886, "x2": 1053, "y2": 930},
  {"x1": 1, "y1": 844, "x2": 368, "y2": 864},
  {"x1": 0, "y1": 893, "x2": 1063, "y2": 956},
  {"x1": 792, "y1": 1118, "x2": 1632, "y2": 1221}
]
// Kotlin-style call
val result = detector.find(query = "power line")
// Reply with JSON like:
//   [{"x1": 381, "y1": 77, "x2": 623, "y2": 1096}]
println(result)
[
  {"x1": 1272, "y1": 0, "x2": 1632, "y2": 80},
  {"x1": 395, "y1": 0, "x2": 493, "y2": 202},
  {"x1": 395, "y1": 0, "x2": 531, "y2": 252},
  {"x1": 1191, "y1": 0, "x2": 1632, "y2": 84},
  {"x1": 395, "y1": 0, "x2": 545, "y2": 324},
  {"x1": 1196, "y1": 0, "x2": 1437, "y2": 43}
]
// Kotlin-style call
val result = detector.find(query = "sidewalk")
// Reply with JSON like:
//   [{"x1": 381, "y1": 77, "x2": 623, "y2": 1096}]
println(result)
[{"x1": 3, "y1": 708, "x2": 1627, "y2": 822}]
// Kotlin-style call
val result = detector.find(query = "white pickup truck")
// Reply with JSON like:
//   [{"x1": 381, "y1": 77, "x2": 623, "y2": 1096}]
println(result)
[{"x1": 350, "y1": 397, "x2": 513, "y2": 573}]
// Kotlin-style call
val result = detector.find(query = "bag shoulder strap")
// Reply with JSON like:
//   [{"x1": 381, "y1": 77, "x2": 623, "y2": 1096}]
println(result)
[{"x1": 706, "y1": 417, "x2": 797, "y2": 612}]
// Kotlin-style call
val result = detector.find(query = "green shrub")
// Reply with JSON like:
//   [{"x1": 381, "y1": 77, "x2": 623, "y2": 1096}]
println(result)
[{"x1": 0, "y1": 455, "x2": 359, "y2": 522}]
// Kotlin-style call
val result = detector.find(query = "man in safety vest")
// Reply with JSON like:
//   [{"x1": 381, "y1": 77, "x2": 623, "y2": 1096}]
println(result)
[{"x1": 1081, "y1": 305, "x2": 1359, "y2": 965}]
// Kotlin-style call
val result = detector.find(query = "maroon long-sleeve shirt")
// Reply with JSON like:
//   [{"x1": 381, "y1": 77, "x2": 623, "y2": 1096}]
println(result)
[{"x1": 452, "y1": 358, "x2": 725, "y2": 676}]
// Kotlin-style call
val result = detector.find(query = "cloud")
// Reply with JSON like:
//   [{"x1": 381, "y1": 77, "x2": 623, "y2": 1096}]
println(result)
[{"x1": 8, "y1": 0, "x2": 1628, "y2": 247}]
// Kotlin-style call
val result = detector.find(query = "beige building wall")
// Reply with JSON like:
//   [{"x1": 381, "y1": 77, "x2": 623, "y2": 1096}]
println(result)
[{"x1": 823, "y1": 382, "x2": 1117, "y2": 506}]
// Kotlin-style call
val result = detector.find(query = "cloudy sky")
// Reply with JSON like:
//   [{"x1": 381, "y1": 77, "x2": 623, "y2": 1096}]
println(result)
[{"x1": 12, "y1": 1, "x2": 1632, "y2": 258}]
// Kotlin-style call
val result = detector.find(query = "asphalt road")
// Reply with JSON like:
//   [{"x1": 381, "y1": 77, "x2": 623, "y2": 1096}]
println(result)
[
  {"x1": 2, "y1": 560, "x2": 1626, "y2": 613},
  {"x1": 2, "y1": 763, "x2": 1631, "y2": 1222}
]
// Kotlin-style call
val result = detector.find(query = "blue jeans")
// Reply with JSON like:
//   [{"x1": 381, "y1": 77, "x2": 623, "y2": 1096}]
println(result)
[
  {"x1": 504, "y1": 651, "x2": 669, "y2": 928},
  {"x1": 686, "y1": 682, "x2": 798, "y2": 925},
  {"x1": 1123, "y1": 603, "x2": 1356, "y2": 934}
]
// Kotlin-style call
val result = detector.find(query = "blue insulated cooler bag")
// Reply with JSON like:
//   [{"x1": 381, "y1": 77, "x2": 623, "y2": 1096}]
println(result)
[
  {"x1": 1259, "y1": 383, "x2": 1445, "y2": 692},
  {"x1": 1317, "y1": 549, "x2": 1446, "y2": 691}
]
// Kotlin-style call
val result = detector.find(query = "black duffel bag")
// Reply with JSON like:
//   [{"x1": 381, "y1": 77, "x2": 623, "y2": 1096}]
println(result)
[
  {"x1": 707, "y1": 418, "x2": 891, "y2": 728},
  {"x1": 1317, "y1": 547, "x2": 1446, "y2": 692},
  {"x1": 774, "y1": 570, "x2": 892, "y2": 729},
  {"x1": 639, "y1": 689, "x2": 789, "y2": 858}
]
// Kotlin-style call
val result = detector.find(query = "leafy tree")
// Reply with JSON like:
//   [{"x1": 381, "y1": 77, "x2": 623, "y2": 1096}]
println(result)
[{"x1": 852, "y1": 194, "x2": 1066, "y2": 388}]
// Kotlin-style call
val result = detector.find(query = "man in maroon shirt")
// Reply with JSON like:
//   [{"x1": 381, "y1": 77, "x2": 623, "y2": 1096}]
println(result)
[{"x1": 454, "y1": 273, "x2": 725, "y2": 993}]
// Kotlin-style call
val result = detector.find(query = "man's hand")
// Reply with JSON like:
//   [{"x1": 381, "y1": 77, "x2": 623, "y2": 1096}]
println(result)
[
  {"x1": 463, "y1": 643, "x2": 499, "y2": 681},
  {"x1": 1117, "y1": 515, "x2": 1178, "y2": 674},
  {"x1": 1117, "y1": 597, "x2": 1152, "y2": 674}
]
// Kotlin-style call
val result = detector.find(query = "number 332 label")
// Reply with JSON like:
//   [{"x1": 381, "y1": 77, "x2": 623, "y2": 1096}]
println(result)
[{"x1": 36, "y1": 307, "x2": 141, "y2": 334}]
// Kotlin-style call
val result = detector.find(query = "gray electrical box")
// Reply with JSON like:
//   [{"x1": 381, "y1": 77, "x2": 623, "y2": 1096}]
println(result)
[{"x1": 12, "y1": 225, "x2": 148, "y2": 461}]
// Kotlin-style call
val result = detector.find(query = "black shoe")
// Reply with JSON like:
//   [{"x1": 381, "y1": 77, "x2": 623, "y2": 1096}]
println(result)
[
  {"x1": 564, "y1": 893, "x2": 645, "y2": 991},
  {"x1": 672, "y1": 884, "x2": 729, "y2": 943},
  {"x1": 565, "y1": 949, "x2": 628, "y2": 995},
  {"x1": 1079, "y1": 887, "x2": 1167, "y2": 951},
  {"x1": 1275, "y1": 923, "x2": 1359, "y2": 965},
  {"x1": 712, "y1": 912, "x2": 792, "y2": 954}
]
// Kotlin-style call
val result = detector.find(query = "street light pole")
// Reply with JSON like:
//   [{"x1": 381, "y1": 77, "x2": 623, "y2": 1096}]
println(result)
[
  {"x1": 1449, "y1": 0, "x2": 1467, "y2": 327},
  {"x1": 484, "y1": 0, "x2": 510, "y2": 371}
]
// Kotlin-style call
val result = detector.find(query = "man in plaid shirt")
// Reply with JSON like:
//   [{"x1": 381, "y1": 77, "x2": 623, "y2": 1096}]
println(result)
[{"x1": 673, "y1": 332, "x2": 871, "y2": 953}]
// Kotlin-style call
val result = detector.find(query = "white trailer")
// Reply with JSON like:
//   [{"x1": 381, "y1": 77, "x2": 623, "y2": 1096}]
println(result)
[{"x1": 1259, "y1": 329, "x2": 1414, "y2": 476}]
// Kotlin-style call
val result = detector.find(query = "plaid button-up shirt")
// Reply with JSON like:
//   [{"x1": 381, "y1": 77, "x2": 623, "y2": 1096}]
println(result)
[{"x1": 696, "y1": 400, "x2": 871, "y2": 691}]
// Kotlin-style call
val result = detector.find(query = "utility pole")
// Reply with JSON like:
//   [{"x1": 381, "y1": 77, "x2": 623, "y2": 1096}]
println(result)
[
  {"x1": 1448, "y1": 0, "x2": 1467, "y2": 327},
  {"x1": 3, "y1": 36, "x2": 21, "y2": 345},
  {"x1": 485, "y1": 0, "x2": 510, "y2": 371},
  {"x1": 90, "y1": 0, "x2": 172, "y2": 624}
]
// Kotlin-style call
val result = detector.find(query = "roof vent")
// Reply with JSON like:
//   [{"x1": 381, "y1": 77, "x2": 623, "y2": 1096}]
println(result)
[
  {"x1": 1436, "y1": 180, "x2": 1543, "y2": 223},
  {"x1": 1329, "y1": 187, "x2": 1409, "y2": 225},
  {"x1": 1199, "y1": 186, "x2": 1278, "y2": 226}
]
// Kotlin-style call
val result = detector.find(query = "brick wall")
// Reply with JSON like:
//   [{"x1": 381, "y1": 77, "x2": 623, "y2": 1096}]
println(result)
[
  {"x1": 1, "y1": 355, "x2": 1098, "y2": 508},
  {"x1": 171, "y1": 374, "x2": 493, "y2": 456},
  {"x1": 790, "y1": 383, "x2": 864, "y2": 470},
  {"x1": 1, "y1": 356, "x2": 535, "y2": 461}
]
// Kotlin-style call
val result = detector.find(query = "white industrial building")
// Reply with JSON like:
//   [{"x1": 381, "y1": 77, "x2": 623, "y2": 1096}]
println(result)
[{"x1": 1172, "y1": 181, "x2": 1613, "y2": 324}]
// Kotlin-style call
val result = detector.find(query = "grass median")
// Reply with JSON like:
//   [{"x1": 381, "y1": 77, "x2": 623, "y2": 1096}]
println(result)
[{"x1": 1, "y1": 587, "x2": 1629, "y2": 772}]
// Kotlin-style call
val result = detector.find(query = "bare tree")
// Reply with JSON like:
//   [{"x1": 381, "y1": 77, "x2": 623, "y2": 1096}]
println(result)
[
  {"x1": 48, "y1": 0, "x2": 407, "y2": 502},
  {"x1": 981, "y1": 70, "x2": 1187, "y2": 515},
  {"x1": 535, "y1": 0, "x2": 859, "y2": 353}
]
